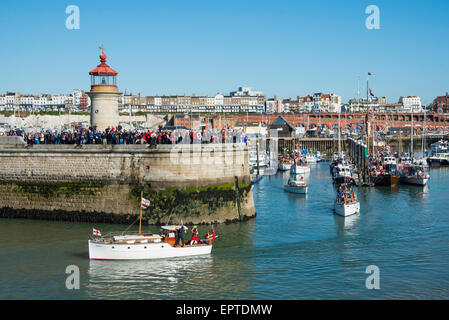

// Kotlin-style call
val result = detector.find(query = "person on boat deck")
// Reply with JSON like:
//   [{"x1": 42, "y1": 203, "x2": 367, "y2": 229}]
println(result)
[
  {"x1": 175, "y1": 225, "x2": 188, "y2": 247},
  {"x1": 337, "y1": 186, "x2": 343, "y2": 201},
  {"x1": 202, "y1": 226, "x2": 216, "y2": 244},
  {"x1": 190, "y1": 226, "x2": 199, "y2": 245}
]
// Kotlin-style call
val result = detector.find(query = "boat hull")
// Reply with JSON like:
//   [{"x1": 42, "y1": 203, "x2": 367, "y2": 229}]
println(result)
[
  {"x1": 373, "y1": 174, "x2": 400, "y2": 186},
  {"x1": 427, "y1": 157, "x2": 449, "y2": 166},
  {"x1": 400, "y1": 176, "x2": 429, "y2": 186},
  {"x1": 334, "y1": 202, "x2": 360, "y2": 217},
  {"x1": 284, "y1": 185, "x2": 308, "y2": 194},
  {"x1": 88, "y1": 240, "x2": 212, "y2": 260}
]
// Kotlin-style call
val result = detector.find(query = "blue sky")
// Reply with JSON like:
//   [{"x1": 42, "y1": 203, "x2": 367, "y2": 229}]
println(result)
[{"x1": 0, "y1": 0, "x2": 448, "y2": 104}]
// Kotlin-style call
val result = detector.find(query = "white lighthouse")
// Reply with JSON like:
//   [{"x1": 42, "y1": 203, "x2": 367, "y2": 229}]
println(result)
[{"x1": 87, "y1": 50, "x2": 121, "y2": 131}]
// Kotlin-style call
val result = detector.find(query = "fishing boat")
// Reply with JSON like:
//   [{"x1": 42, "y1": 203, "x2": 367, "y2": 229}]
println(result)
[
  {"x1": 284, "y1": 174, "x2": 308, "y2": 194},
  {"x1": 371, "y1": 159, "x2": 400, "y2": 186},
  {"x1": 88, "y1": 193, "x2": 214, "y2": 260},
  {"x1": 399, "y1": 163, "x2": 430, "y2": 186},
  {"x1": 334, "y1": 183, "x2": 360, "y2": 217},
  {"x1": 372, "y1": 172, "x2": 400, "y2": 186}
]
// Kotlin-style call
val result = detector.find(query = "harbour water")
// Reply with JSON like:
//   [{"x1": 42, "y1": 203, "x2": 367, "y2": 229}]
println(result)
[{"x1": 1, "y1": 162, "x2": 448, "y2": 299}]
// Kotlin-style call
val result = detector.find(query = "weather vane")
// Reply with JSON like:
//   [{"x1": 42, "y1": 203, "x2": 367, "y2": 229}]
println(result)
[{"x1": 98, "y1": 44, "x2": 105, "y2": 52}]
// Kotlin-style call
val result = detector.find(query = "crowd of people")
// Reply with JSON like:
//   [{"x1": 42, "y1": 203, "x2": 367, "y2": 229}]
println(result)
[{"x1": 3, "y1": 126, "x2": 249, "y2": 146}]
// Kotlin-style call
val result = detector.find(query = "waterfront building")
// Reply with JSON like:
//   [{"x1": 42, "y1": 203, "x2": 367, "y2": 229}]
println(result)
[
  {"x1": 433, "y1": 92, "x2": 449, "y2": 113},
  {"x1": 172, "y1": 114, "x2": 202, "y2": 130},
  {"x1": 347, "y1": 97, "x2": 386, "y2": 113},
  {"x1": 268, "y1": 116, "x2": 297, "y2": 137},
  {"x1": 87, "y1": 50, "x2": 121, "y2": 131},
  {"x1": 301, "y1": 93, "x2": 342, "y2": 113},
  {"x1": 265, "y1": 97, "x2": 284, "y2": 114},
  {"x1": 120, "y1": 87, "x2": 266, "y2": 114},
  {"x1": 399, "y1": 96, "x2": 423, "y2": 113},
  {"x1": 0, "y1": 95, "x2": 5, "y2": 111},
  {"x1": 296, "y1": 95, "x2": 313, "y2": 113},
  {"x1": 0, "y1": 91, "x2": 86, "y2": 113}
]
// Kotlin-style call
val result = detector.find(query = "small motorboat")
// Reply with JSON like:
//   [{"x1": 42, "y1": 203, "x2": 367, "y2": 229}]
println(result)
[
  {"x1": 399, "y1": 164, "x2": 430, "y2": 186},
  {"x1": 334, "y1": 184, "x2": 360, "y2": 217},
  {"x1": 88, "y1": 193, "x2": 215, "y2": 260},
  {"x1": 88, "y1": 226, "x2": 214, "y2": 260},
  {"x1": 284, "y1": 175, "x2": 308, "y2": 194}
]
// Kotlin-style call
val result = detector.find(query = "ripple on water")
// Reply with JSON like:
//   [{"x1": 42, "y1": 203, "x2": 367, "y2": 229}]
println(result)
[{"x1": 1, "y1": 163, "x2": 449, "y2": 299}]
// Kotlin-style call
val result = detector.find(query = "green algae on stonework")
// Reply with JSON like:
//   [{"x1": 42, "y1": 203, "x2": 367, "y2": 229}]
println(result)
[
  {"x1": 7, "y1": 181, "x2": 105, "y2": 199},
  {"x1": 128, "y1": 183, "x2": 251, "y2": 220}
]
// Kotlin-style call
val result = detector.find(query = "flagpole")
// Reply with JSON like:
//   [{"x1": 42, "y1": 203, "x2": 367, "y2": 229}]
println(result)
[
  {"x1": 139, "y1": 191, "x2": 143, "y2": 236},
  {"x1": 366, "y1": 76, "x2": 370, "y2": 158}
]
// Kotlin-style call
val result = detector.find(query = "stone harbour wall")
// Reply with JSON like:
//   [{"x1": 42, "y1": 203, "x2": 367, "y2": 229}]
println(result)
[{"x1": 0, "y1": 141, "x2": 255, "y2": 224}]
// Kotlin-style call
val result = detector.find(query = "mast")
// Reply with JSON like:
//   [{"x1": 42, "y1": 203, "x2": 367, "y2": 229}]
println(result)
[
  {"x1": 411, "y1": 107, "x2": 414, "y2": 159},
  {"x1": 366, "y1": 77, "x2": 370, "y2": 156},
  {"x1": 372, "y1": 111, "x2": 375, "y2": 157},
  {"x1": 138, "y1": 191, "x2": 143, "y2": 236},
  {"x1": 338, "y1": 109, "x2": 341, "y2": 156},
  {"x1": 357, "y1": 77, "x2": 361, "y2": 112},
  {"x1": 422, "y1": 107, "x2": 426, "y2": 156}
]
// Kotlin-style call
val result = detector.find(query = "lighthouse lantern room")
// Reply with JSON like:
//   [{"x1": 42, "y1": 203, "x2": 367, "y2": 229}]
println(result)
[{"x1": 89, "y1": 51, "x2": 118, "y2": 87}]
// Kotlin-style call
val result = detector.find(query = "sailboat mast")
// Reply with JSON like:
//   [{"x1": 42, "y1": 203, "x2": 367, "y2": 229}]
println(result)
[{"x1": 138, "y1": 191, "x2": 143, "y2": 236}]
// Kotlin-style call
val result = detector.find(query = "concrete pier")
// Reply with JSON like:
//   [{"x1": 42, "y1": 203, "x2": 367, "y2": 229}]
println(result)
[{"x1": 0, "y1": 140, "x2": 255, "y2": 225}]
